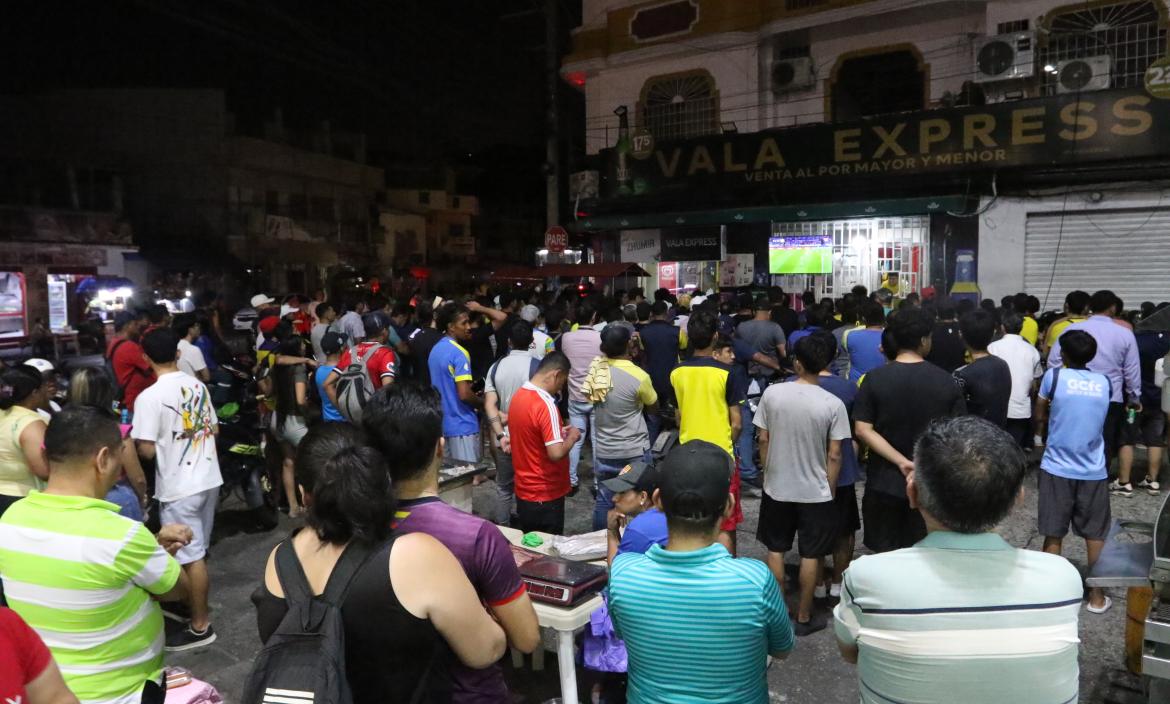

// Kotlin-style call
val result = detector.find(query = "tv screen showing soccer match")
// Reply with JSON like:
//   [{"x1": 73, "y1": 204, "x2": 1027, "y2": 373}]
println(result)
[{"x1": 768, "y1": 235, "x2": 833, "y2": 274}]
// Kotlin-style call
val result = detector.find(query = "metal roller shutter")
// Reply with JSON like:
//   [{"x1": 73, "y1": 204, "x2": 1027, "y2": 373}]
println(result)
[{"x1": 1024, "y1": 208, "x2": 1170, "y2": 311}]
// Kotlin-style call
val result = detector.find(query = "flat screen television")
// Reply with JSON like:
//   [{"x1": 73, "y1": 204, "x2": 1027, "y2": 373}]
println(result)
[{"x1": 768, "y1": 235, "x2": 833, "y2": 274}]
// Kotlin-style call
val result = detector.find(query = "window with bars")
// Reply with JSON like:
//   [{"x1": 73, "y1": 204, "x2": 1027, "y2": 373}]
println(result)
[
  {"x1": 771, "y1": 217, "x2": 929, "y2": 297},
  {"x1": 1038, "y1": 1, "x2": 1166, "y2": 95},
  {"x1": 997, "y1": 19, "x2": 1030, "y2": 34},
  {"x1": 639, "y1": 71, "x2": 719, "y2": 141}
]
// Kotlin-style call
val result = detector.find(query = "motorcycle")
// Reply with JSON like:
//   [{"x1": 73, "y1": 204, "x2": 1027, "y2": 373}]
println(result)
[{"x1": 212, "y1": 354, "x2": 280, "y2": 531}]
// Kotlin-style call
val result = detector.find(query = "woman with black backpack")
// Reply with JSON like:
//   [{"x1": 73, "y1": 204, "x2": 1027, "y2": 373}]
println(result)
[{"x1": 248, "y1": 424, "x2": 506, "y2": 704}]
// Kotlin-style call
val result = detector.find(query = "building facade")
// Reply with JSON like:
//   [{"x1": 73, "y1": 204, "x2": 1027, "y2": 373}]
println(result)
[{"x1": 562, "y1": 0, "x2": 1170, "y2": 307}]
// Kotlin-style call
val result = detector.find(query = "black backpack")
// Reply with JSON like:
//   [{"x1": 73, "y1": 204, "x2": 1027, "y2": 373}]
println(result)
[
  {"x1": 241, "y1": 536, "x2": 374, "y2": 704},
  {"x1": 104, "y1": 338, "x2": 129, "y2": 403}
]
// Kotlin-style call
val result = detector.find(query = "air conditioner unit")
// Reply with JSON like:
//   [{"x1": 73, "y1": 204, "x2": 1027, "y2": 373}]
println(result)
[
  {"x1": 1055, "y1": 56, "x2": 1112, "y2": 94},
  {"x1": 973, "y1": 32, "x2": 1036, "y2": 83},
  {"x1": 771, "y1": 57, "x2": 815, "y2": 94}
]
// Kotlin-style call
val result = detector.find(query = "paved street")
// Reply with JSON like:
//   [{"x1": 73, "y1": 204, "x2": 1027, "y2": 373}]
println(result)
[{"x1": 172, "y1": 450, "x2": 1160, "y2": 703}]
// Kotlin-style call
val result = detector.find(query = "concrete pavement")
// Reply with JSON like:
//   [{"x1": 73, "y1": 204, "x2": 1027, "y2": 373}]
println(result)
[{"x1": 171, "y1": 452, "x2": 1160, "y2": 703}]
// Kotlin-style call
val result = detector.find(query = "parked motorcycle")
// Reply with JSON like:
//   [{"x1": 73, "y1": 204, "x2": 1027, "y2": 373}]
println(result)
[{"x1": 212, "y1": 354, "x2": 279, "y2": 531}]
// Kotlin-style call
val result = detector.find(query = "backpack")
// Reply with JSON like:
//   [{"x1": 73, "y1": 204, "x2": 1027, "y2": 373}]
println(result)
[
  {"x1": 334, "y1": 344, "x2": 385, "y2": 424},
  {"x1": 241, "y1": 536, "x2": 374, "y2": 704},
  {"x1": 104, "y1": 338, "x2": 130, "y2": 402},
  {"x1": 489, "y1": 355, "x2": 540, "y2": 395}
]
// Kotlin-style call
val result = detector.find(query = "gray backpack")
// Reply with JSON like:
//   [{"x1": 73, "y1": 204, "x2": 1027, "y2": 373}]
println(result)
[{"x1": 334, "y1": 344, "x2": 384, "y2": 424}]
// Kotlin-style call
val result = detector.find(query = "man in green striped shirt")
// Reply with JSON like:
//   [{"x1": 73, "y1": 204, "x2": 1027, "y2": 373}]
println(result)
[
  {"x1": 0, "y1": 406, "x2": 190, "y2": 704},
  {"x1": 834, "y1": 417, "x2": 1083, "y2": 703}
]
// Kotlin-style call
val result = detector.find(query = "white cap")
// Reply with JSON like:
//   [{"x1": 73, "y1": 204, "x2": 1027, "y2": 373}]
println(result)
[
  {"x1": 250, "y1": 293, "x2": 275, "y2": 308},
  {"x1": 519, "y1": 304, "x2": 540, "y2": 324},
  {"x1": 23, "y1": 358, "x2": 54, "y2": 374},
  {"x1": 280, "y1": 304, "x2": 298, "y2": 317}
]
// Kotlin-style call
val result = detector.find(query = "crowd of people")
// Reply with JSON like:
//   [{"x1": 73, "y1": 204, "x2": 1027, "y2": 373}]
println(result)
[{"x1": 0, "y1": 279, "x2": 1163, "y2": 704}]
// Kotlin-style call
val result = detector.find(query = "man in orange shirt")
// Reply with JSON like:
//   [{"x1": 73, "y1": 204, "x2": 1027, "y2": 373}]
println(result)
[{"x1": 507, "y1": 352, "x2": 581, "y2": 534}]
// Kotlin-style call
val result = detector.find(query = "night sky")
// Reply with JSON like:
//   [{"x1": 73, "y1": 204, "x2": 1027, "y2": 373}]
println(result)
[{"x1": 0, "y1": 0, "x2": 581, "y2": 158}]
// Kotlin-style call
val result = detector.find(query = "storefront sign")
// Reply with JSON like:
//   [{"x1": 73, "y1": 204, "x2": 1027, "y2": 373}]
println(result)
[
  {"x1": 601, "y1": 88, "x2": 1170, "y2": 200},
  {"x1": 719, "y1": 253, "x2": 755, "y2": 287},
  {"x1": 660, "y1": 226, "x2": 722, "y2": 262},
  {"x1": 1146, "y1": 57, "x2": 1170, "y2": 100},
  {"x1": 619, "y1": 229, "x2": 660, "y2": 263},
  {"x1": 47, "y1": 279, "x2": 68, "y2": 331},
  {"x1": 658, "y1": 262, "x2": 678, "y2": 290}
]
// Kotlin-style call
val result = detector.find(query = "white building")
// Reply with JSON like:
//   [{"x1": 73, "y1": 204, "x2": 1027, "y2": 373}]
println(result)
[{"x1": 563, "y1": 0, "x2": 1170, "y2": 309}]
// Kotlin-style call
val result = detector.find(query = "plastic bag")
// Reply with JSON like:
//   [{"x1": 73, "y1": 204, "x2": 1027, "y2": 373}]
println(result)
[{"x1": 582, "y1": 600, "x2": 628, "y2": 673}]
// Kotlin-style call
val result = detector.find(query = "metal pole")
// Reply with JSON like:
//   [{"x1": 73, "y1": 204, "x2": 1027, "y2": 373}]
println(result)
[{"x1": 545, "y1": 0, "x2": 560, "y2": 229}]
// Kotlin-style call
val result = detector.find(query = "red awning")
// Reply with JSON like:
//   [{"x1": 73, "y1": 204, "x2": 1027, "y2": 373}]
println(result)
[{"x1": 489, "y1": 263, "x2": 650, "y2": 281}]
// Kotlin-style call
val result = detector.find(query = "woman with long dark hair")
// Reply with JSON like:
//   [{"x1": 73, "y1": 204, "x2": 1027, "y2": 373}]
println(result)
[
  {"x1": 66, "y1": 367, "x2": 150, "y2": 519},
  {"x1": 271, "y1": 336, "x2": 310, "y2": 517},
  {"x1": 0, "y1": 366, "x2": 51, "y2": 516},
  {"x1": 251, "y1": 424, "x2": 506, "y2": 703}
]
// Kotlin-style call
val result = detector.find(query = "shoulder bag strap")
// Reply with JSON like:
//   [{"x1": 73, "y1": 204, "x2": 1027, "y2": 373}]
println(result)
[
  {"x1": 274, "y1": 535, "x2": 315, "y2": 626},
  {"x1": 320, "y1": 538, "x2": 380, "y2": 607}
]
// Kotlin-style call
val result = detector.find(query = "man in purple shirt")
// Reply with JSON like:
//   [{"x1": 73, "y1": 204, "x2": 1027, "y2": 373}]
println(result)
[
  {"x1": 364, "y1": 383, "x2": 540, "y2": 704},
  {"x1": 1047, "y1": 290, "x2": 1141, "y2": 465}
]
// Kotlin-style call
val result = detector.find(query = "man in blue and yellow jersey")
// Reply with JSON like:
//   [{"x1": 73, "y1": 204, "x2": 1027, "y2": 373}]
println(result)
[
  {"x1": 670, "y1": 309, "x2": 746, "y2": 553},
  {"x1": 429, "y1": 303, "x2": 484, "y2": 463}
]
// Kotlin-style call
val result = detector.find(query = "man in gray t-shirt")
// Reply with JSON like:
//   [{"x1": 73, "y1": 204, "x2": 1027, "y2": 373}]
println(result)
[
  {"x1": 486, "y1": 322, "x2": 540, "y2": 524},
  {"x1": 753, "y1": 332, "x2": 850, "y2": 634},
  {"x1": 736, "y1": 296, "x2": 787, "y2": 377}
]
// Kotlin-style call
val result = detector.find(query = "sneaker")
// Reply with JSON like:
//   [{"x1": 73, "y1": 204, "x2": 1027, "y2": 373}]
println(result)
[
  {"x1": 829, "y1": 582, "x2": 842, "y2": 599},
  {"x1": 814, "y1": 584, "x2": 827, "y2": 599},
  {"x1": 793, "y1": 617, "x2": 827, "y2": 637},
  {"x1": 165, "y1": 624, "x2": 217, "y2": 652},
  {"x1": 1086, "y1": 596, "x2": 1113, "y2": 615},
  {"x1": 1109, "y1": 480, "x2": 1134, "y2": 497},
  {"x1": 1138, "y1": 476, "x2": 1161, "y2": 495}
]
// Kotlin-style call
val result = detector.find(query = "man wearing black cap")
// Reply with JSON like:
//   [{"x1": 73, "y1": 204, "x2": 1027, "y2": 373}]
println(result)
[
  {"x1": 608, "y1": 440, "x2": 794, "y2": 703},
  {"x1": 602, "y1": 460, "x2": 667, "y2": 566},
  {"x1": 323, "y1": 311, "x2": 397, "y2": 409}
]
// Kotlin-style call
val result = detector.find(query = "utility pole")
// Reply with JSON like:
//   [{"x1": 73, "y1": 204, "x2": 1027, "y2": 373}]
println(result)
[{"x1": 545, "y1": 0, "x2": 560, "y2": 231}]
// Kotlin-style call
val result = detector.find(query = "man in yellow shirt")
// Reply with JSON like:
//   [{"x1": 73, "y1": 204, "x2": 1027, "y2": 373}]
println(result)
[{"x1": 1042, "y1": 290, "x2": 1091, "y2": 355}]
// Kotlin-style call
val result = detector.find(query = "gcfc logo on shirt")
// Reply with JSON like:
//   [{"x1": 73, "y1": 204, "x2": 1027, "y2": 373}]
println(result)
[{"x1": 1065, "y1": 377, "x2": 1105, "y2": 398}]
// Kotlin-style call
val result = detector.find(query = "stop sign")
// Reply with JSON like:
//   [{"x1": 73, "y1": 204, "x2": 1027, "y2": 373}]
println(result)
[{"x1": 544, "y1": 226, "x2": 568, "y2": 253}]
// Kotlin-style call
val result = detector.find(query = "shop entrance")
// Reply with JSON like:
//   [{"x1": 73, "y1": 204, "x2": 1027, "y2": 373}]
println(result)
[{"x1": 770, "y1": 216, "x2": 930, "y2": 299}]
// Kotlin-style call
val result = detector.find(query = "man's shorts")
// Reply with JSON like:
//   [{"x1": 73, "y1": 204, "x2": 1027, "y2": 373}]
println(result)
[
  {"x1": 1038, "y1": 471, "x2": 1111, "y2": 541},
  {"x1": 720, "y1": 462, "x2": 743, "y2": 532},
  {"x1": 1120, "y1": 408, "x2": 1167, "y2": 448},
  {"x1": 444, "y1": 433, "x2": 482, "y2": 463},
  {"x1": 835, "y1": 484, "x2": 861, "y2": 537},
  {"x1": 756, "y1": 493, "x2": 838, "y2": 558},
  {"x1": 160, "y1": 487, "x2": 219, "y2": 565},
  {"x1": 1102, "y1": 402, "x2": 1125, "y2": 462},
  {"x1": 862, "y1": 489, "x2": 926, "y2": 554}
]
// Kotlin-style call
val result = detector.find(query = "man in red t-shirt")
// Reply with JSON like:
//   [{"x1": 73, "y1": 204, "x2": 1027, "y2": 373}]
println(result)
[
  {"x1": 106, "y1": 309, "x2": 155, "y2": 413},
  {"x1": 507, "y1": 352, "x2": 581, "y2": 534},
  {"x1": 325, "y1": 312, "x2": 397, "y2": 405},
  {"x1": 0, "y1": 607, "x2": 77, "y2": 704}
]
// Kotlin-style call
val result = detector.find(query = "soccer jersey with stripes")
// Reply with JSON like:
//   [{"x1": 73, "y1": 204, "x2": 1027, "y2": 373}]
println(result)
[
  {"x1": 0, "y1": 491, "x2": 181, "y2": 704},
  {"x1": 834, "y1": 531, "x2": 1083, "y2": 704}
]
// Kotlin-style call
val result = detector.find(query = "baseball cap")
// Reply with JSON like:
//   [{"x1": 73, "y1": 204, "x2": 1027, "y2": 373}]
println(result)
[
  {"x1": 519, "y1": 304, "x2": 541, "y2": 324},
  {"x1": 258, "y1": 316, "x2": 281, "y2": 335},
  {"x1": 22, "y1": 358, "x2": 54, "y2": 374},
  {"x1": 601, "y1": 460, "x2": 657, "y2": 494},
  {"x1": 250, "y1": 293, "x2": 275, "y2": 308},
  {"x1": 657, "y1": 441, "x2": 733, "y2": 521},
  {"x1": 321, "y1": 330, "x2": 347, "y2": 355},
  {"x1": 280, "y1": 303, "x2": 298, "y2": 318},
  {"x1": 362, "y1": 311, "x2": 391, "y2": 337}
]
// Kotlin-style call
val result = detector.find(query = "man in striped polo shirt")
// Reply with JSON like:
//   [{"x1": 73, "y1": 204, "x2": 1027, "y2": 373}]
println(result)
[
  {"x1": 0, "y1": 406, "x2": 191, "y2": 704},
  {"x1": 834, "y1": 416, "x2": 1083, "y2": 703},
  {"x1": 608, "y1": 441, "x2": 794, "y2": 704}
]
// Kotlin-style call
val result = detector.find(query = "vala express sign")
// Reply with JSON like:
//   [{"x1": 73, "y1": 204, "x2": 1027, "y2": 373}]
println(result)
[
  {"x1": 604, "y1": 89, "x2": 1168, "y2": 199},
  {"x1": 660, "y1": 226, "x2": 723, "y2": 262}
]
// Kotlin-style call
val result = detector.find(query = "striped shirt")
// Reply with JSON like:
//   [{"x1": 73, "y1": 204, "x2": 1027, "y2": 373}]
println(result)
[
  {"x1": 834, "y1": 531, "x2": 1083, "y2": 704},
  {"x1": 608, "y1": 543, "x2": 794, "y2": 703},
  {"x1": 0, "y1": 492, "x2": 181, "y2": 704}
]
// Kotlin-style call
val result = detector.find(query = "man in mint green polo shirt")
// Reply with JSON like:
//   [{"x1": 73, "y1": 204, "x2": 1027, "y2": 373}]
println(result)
[
  {"x1": 608, "y1": 440, "x2": 794, "y2": 703},
  {"x1": 834, "y1": 416, "x2": 1083, "y2": 703},
  {"x1": 0, "y1": 406, "x2": 191, "y2": 704}
]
